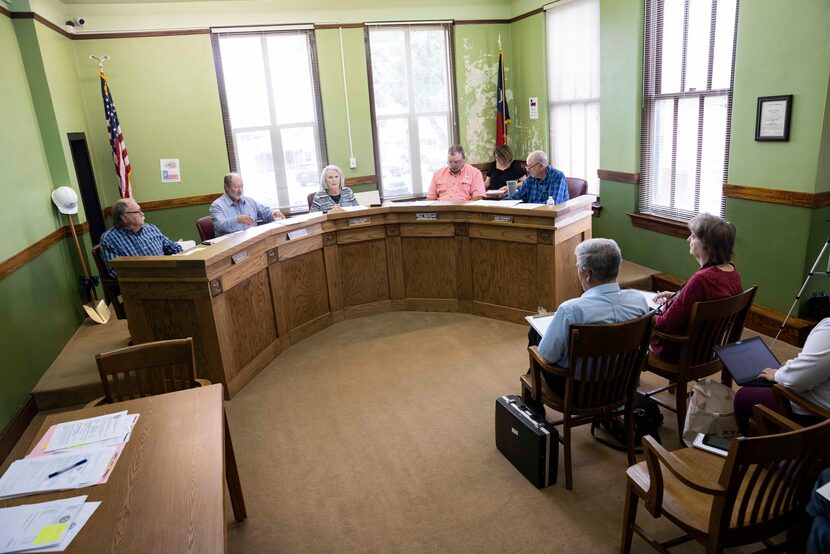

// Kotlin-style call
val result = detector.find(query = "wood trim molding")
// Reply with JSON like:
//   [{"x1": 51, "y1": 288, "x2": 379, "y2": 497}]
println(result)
[
  {"x1": 651, "y1": 273, "x2": 816, "y2": 346},
  {"x1": 723, "y1": 184, "x2": 830, "y2": 209},
  {"x1": 0, "y1": 5, "x2": 11, "y2": 18},
  {"x1": 345, "y1": 174, "x2": 377, "y2": 186},
  {"x1": 0, "y1": 222, "x2": 89, "y2": 283},
  {"x1": 74, "y1": 28, "x2": 209, "y2": 40},
  {"x1": 10, "y1": 11, "x2": 74, "y2": 38},
  {"x1": 455, "y1": 19, "x2": 511, "y2": 25},
  {"x1": 509, "y1": 7, "x2": 544, "y2": 23},
  {"x1": 0, "y1": 396, "x2": 37, "y2": 466},
  {"x1": 597, "y1": 169, "x2": 640, "y2": 184},
  {"x1": 627, "y1": 212, "x2": 689, "y2": 239}
]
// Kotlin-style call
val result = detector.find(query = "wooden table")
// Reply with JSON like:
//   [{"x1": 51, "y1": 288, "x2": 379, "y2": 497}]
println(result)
[
  {"x1": 111, "y1": 197, "x2": 595, "y2": 397},
  {"x1": 0, "y1": 385, "x2": 227, "y2": 553}
]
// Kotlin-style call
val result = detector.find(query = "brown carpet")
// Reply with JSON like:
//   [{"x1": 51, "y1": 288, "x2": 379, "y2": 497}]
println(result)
[{"x1": 225, "y1": 311, "x2": 758, "y2": 553}]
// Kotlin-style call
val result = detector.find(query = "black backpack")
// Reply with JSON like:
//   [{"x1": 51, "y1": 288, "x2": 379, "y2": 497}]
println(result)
[{"x1": 591, "y1": 392, "x2": 664, "y2": 452}]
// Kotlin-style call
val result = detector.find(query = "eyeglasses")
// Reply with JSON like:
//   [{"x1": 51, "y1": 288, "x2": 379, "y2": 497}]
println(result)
[
  {"x1": 124, "y1": 210, "x2": 143, "y2": 214},
  {"x1": 527, "y1": 162, "x2": 542, "y2": 172}
]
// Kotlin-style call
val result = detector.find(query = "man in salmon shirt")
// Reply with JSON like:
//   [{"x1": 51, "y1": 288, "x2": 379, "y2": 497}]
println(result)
[{"x1": 426, "y1": 144, "x2": 486, "y2": 202}]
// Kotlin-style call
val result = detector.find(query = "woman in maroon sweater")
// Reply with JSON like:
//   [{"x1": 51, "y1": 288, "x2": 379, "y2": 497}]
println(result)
[{"x1": 650, "y1": 213, "x2": 743, "y2": 362}]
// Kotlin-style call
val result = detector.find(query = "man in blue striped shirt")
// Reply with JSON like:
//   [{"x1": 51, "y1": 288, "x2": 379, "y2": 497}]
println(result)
[
  {"x1": 503, "y1": 150, "x2": 569, "y2": 205},
  {"x1": 99, "y1": 198, "x2": 182, "y2": 277},
  {"x1": 210, "y1": 173, "x2": 285, "y2": 236}
]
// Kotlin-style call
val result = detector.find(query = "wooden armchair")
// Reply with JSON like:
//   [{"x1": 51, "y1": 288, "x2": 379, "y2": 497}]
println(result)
[
  {"x1": 91, "y1": 244, "x2": 126, "y2": 320},
  {"x1": 748, "y1": 383, "x2": 830, "y2": 435},
  {"x1": 196, "y1": 216, "x2": 215, "y2": 242},
  {"x1": 91, "y1": 338, "x2": 247, "y2": 522},
  {"x1": 519, "y1": 312, "x2": 654, "y2": 490},
  {"x1": 621, "y1": 412, "x2": 830, "y2": 553},
  {"x1": 643, "y1": 286, "x2": 757, "y2": 441}
]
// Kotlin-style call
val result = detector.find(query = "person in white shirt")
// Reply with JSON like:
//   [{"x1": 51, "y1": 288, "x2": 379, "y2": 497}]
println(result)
[{"x1": 734, "y1": 317, "x2": 830, "y2": 433}]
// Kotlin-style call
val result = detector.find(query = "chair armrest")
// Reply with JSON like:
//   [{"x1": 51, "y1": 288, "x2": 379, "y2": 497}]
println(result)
[
  {"x1": 642, "y1": 436, "x2": 725, "y2": 497},
  {"x1": 772, "y1": 384, "x2": 830, "y2": 420},
  {"x1": 651, "y1": 329, "x2": 689, "y2": 344},
  {"x1": 528, "y1": 346, "x2": 569, "y2": 378},
  {"x1": 195, "y1": 379, "x2": 212, "y2": 387},
  {"x1": 751, "y1": 403, "x2": 802, "y2": 435}
]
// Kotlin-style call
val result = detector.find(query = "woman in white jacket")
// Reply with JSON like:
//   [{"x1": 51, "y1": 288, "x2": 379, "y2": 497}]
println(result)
[{"x1": 734, "y1": 317, "x2": 830, "y2": 433}]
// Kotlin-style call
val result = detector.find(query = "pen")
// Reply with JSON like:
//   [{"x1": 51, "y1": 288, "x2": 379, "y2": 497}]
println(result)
[{"x1": 48, "y1": 459, "x2": 87, "y2": 479}]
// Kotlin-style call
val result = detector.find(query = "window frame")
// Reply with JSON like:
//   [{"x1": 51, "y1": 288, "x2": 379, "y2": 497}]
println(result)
[
  {"x1": 211, "y1": 27, "x2": 328, "y2": 210},
  {"x1": 364, "y1": 22, "x2": 459, "y2": 199},
  {"x1": 638, "y1": 0, "x2": 740, "y2": 223}
]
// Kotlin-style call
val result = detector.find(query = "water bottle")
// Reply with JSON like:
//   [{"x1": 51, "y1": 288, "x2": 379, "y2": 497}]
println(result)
[{"x1": 546, "y1": 195, "x2": 555, "y2": 206}]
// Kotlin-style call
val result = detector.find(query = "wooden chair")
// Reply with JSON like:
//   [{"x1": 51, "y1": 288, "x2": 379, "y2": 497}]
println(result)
[
  {"x1": 565, "y1": 177, "x2": 588, "y2": 199},
  {"x1": 621, "y1": 412, "x2": 830, "y2": 553},
  {"x1": 748, "y1": 383, "x2": 830, "y2": 436},
  {"x1": 91, "y1": 244, "x2": 126, "y2": 320},
  {"x1": 307, "y1": 191, "x2": 316, "y2": 209},
  {"x1": 642, "y1": 286, "x2": 757, "y2": 441},
  {"x1": 91, "y1": 338, "x2": 247, "y2": 522},
  {"x1": 520, "y1": 312, "x2": 654, "y2": 490},
  {"x1": 196, "y1": 216, "x2": 215, "y2": 242}
]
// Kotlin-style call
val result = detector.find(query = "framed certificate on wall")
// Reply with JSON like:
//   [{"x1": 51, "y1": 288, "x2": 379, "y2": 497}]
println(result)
[{"x1": 755, "y1": 95, "x2": 793, "y2": 141}]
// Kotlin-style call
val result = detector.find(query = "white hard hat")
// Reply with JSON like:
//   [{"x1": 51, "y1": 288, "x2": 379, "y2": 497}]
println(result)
[{"x1": 51, "y1": 186, "x2": 79, "y2": 215}]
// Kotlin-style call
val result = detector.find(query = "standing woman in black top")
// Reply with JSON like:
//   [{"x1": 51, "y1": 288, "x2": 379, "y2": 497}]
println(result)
[{"x1": 483, "y1": 144, "x2": 527, "y2": 191}]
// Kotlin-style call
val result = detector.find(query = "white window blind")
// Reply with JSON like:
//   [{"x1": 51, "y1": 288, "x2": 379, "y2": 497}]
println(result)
[
  {"x1": 212, "y1": 29, "x2": 328, "y2": 209},
  {"x1": 366, "y1": 24, "x2": 457, "y2": 198},
  {"x1": 639, "y1": 0, "x2": 739, "y2": 221},
  {"x1": 546, "y1": 0, "x2": 600, "y2": 194}
]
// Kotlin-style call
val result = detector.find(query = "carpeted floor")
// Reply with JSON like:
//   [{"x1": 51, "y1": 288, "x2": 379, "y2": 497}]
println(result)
[{"x1": 224, "y1": 311, "x2": 743, "y2": 553}]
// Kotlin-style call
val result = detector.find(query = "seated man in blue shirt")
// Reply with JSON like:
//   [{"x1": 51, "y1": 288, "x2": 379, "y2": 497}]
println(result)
[
  {"x1": 500, "y1": 150, "x2": 569, "y2": 205},
  {"x1": 535, "y1": 238, "x2": 650, "y2": 398},
  {"x1": 210, "y1": 173, "x2": 285, "y2": 237},
  {"x1": 99, "y1": 198, "x2": 182, "y2": 277}
]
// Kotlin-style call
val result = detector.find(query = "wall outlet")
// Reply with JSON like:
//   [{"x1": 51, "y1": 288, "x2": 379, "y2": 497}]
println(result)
[{"x1": 349, "y1": 157, "x2": 357, "y2": 169}]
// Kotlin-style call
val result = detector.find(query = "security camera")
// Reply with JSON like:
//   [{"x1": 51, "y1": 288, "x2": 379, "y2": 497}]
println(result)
[{"x1": 75, "y1": 17, "x2": 86, "y2": 27}]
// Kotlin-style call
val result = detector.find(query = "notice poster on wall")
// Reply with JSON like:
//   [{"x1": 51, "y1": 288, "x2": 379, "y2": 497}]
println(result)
[
  {"x1": 529, "y1": 97, "x2": 538, "y2": 120},
  {"x1": 160, "y1": 159, "x2": 181, "y2": 182}
]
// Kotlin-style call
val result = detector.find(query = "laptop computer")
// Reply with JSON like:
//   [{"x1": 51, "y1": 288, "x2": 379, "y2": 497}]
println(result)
[{"x1": 713, "y1": 336, "x2": 780, "y2": 387}]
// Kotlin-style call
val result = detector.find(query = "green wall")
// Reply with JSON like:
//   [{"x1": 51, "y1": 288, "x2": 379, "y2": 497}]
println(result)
[
  {"x1": 0, "y1": 15, "x2": 84, "y2": 429},
  {"x1": 508, "y1": 13, "x2": 548, "y2": 159}
]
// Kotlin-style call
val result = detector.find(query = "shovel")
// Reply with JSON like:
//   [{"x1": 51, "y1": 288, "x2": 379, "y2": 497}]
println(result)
[{"x1": 66, "y1": 214, "x2": 111, "y2": 324}]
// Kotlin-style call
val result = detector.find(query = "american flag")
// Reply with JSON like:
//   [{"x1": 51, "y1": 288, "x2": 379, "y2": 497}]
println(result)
[{"x1": 99, "y1": 71, "x2": 132, "y2": 198}]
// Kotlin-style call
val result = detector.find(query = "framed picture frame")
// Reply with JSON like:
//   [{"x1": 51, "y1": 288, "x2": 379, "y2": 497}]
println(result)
[{"x1": 755, "y1": 95, "x2": 793, "y2": 141}]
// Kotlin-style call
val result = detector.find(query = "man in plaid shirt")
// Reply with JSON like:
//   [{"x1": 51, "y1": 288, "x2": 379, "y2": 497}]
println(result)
[
  {"x1": 100, "y1": 198, "x2": 182, "y2": 277},
  {"x1": 503, "y1": 150, "x2": 569, "y2": 205}
]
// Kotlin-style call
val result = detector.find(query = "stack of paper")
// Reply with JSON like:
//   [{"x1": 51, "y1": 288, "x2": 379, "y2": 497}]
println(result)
[
  {"x1": 525, "y1": 313, "x2": 556, "y2": 337},
  {"x1": 0, "y1": 495, "x2": 99, "y2": 553},
  {"x1": 0, "y1": 447, "x2": 117, "y2": 499}
]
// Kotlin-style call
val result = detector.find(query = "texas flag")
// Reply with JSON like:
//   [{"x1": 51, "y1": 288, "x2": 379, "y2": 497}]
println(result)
[{"x1": 496, "y1": 49, "x2": 511, "y2": 146}]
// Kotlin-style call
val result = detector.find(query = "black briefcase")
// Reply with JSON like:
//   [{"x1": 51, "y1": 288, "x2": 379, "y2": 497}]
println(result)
[{"x1": 495, "y1": 395, "x2": 558, "y2": 488}]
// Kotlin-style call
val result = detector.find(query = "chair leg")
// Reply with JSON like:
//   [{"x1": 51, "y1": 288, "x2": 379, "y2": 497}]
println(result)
[
  {"x1": 620, "y1": 480, "x2": 638, "y2": 554},
  {"x1": 623, "y1": 403, "x2": 636, "y2": 467},
  {"x1": 224, "y1": 410, "x2": 247, "y2": 522},
  {"x1": 563, "y1": 419, "x2": 573, "y2": 490},
  {"x1": 675, "y1": 379, "x2": 688, "y2": 443}
]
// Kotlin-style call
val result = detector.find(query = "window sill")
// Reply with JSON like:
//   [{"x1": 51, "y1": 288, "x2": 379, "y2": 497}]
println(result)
[{"x1": 627, "y1": 213, "x2": 689, "y2": 239}]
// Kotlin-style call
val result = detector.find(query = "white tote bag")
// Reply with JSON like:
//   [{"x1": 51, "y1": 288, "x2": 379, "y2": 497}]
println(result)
[{"x1": 682, "y1": 379, "x2": 740, "y2": 445}]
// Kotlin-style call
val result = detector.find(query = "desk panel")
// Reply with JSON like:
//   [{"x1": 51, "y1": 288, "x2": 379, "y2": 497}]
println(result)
[{"x1": 112, "y1": 199, "x2": 594, "y2": 396}]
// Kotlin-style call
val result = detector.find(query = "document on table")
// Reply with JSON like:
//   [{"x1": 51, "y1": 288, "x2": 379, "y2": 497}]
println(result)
[
  {"x1": 631, "y1": 289, "x2": 660, "y2": 310},
  {"x1": 0, "y1": 447, "x2": 118, "y2": 499},
  {"x1": 511, "y1": 203, "x2": 545, "y2": 210},
  {"x1": 29, "y1": 414, "x2": 139, "y2": 457},
  {"x1": 44, "y1": 411, "x2": 131, "y2": 452},
  {"x1": 525, "y1": 314, "x2": 556, "y2": 337},
  {"x1": 0, "y1": 495, "x2": 88, "y2": 553},
  {"x1": 385, "y1": 200, "x2": 436, "y2": 207},
  {"x1": 25, "y1": 501, "x2": 100, "y2": 553},
  {"x1": 466, "y1": 199, "x2": 522, "y2": 207}
]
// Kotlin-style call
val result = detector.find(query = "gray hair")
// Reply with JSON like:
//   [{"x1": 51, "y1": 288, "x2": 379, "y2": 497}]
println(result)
[
  {"x1": 575, "y1": 238, "x2": 622, "y2": 281},
  {"x1": 112, "y1": 199, "x2": 131, "y2": 227},
  {"x1": 319, "y1": 165, "x2": 345, "y2": 193},
  {"x1": 527, "y1": 150, "x2": 549, "y2": 167},
  {"x1": 223, "y1": 172, "x2": 239, "y2": 190},
  {"x1": 448, "y1": 144, "x2": 465, "y2": 158}
]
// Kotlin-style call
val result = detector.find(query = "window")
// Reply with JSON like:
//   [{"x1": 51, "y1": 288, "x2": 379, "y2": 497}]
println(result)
[
  {"x1": 212, "y1": 28, "x2": 327, "y2": 209},
  {"x1": 639, "y1": 0, "x2": 739, "y2": 221},
  {"x1": 547, "y1": 0, "x2": 601, "y2": 194},
  {"x1": 366, "y1": 24, "x2": 457, "y2": 198}
]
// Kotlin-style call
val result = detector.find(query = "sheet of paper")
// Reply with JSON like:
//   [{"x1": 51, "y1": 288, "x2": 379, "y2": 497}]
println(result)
[
  {"x1": 466, "y1": 199, "x2": 521, "y2": 207},
  {"x1": 175, "y1": 247, "x2": 206, "y2": 256},
  {"x1": 0, "y1": 447, "x2": 118, "y2": 499},
  {"x1": 525, "y1": 314, "x2": 556, "y2": 337},
  {"x1": 44, "y1": 412, "x2": 131, "y2": 453},
  {"x1": 384, "y1": 200, "x2": 435, "y2": 207},
  {"x1": 353, "y1": 190, "x2": 380, "y2": 206},
  {"x1": 175, "y1": 240, "x2": 196, "y2": 251},
  {"x1": 337, "y1": 205, "x2": 370, "y2": 212},
  {"x1": 0, "y1": 495, "x2": 86, "y2": 553},
  {"x1": 511, "y1": 203, "x2": 545, "y2": 210},
  {"x1": 631, "y1": 289, "x2": 660, "y2": 310},
  {"x1": 29, "y1": 414, "x2": 138, "y2": 458},
  {"x1": 24, "y1": 501, "x2": 100, "y2": 553}
]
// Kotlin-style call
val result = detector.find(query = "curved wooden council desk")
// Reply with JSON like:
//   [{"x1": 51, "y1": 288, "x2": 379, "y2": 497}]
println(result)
[{"x1": 111, "y1": 196, "x2": 595, "y2": 398}]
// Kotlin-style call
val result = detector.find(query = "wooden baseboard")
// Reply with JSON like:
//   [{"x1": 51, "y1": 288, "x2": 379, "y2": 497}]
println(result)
[
  {"x1": 651, "y1": 273, "x2": 815, "y2": 346},
  {"x1": 0, "y1": 395, "x2": 37, "y2": 465}
]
